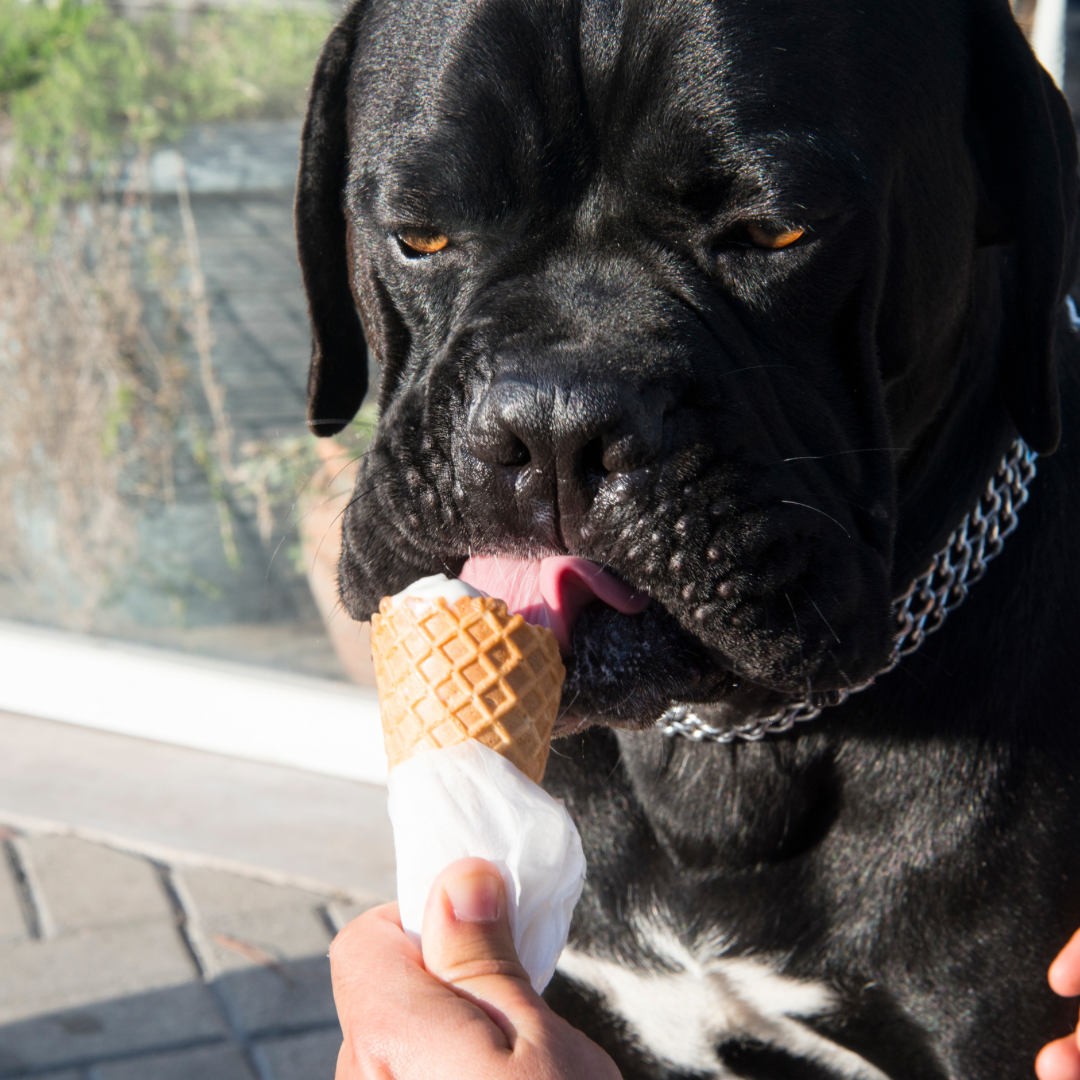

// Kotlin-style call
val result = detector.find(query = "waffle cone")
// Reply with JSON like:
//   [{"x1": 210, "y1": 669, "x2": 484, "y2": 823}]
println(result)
[{"x1": 371, "y1": 595, "x2": 566, "y2": 784}]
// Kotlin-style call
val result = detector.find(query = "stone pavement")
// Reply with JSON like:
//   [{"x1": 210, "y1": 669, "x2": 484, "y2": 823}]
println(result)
[{"x1": 0, "y1": 826, "x2": 372, "y2": 1079}]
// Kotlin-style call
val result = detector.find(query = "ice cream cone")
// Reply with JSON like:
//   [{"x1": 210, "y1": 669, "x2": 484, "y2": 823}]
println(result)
[{"x1": 371, "y1": 594, "x2": 566, "y2": 784}]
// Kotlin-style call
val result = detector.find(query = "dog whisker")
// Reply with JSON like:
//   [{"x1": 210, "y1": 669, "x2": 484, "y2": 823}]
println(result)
[
  {"x1": 687, "y1": 748, "x2": 711, "y2": 790},
  {"x1": 327, "y1": 448, "x2": 374, "y2": 489},
  {"x1": 604, "y1": 740, "x2": 626, "y2": 785},
  {"x1": 304, "y1": 465, "x2": 396, "y2": 573},
  {"x1": 263, "y1": 466, "x2": 385, "y2": 580},
  {"x1": 265, "y1": 518, "x2": 303, "y2": 580},
  {"x1": 715, "y1": 363, "x2": 796, "y2": 381},
  {"x1": 557, "y1": 687, "x2": 582, "y2": 724},
  {"x1": 785, "y1": 592, "x2": 804, "y2": 662},
  {"x1": 894, "y1": 661, "x2": 934, "y2": 692},
  {"x1": 779, "y1": 499, "x2": 852, "y2": 539},
  {"x1": 802, "y1": 590, "x2": 841, "y2": 645},
  {"x1": 775, "y1": 447, "x2": 907, "y2": 466},
  {"x1": 261, "y1": 456, "x2": 377, "y2": 580}
]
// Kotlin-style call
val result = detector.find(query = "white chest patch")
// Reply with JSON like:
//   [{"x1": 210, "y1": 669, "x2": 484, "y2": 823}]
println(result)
[{"x1": 556, "y1": 921, "x2": 889, "y2": 1079}]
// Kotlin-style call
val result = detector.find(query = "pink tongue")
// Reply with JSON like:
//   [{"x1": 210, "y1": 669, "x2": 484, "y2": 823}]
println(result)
[{"x1": 458, "y1": 555, "x2": 649, "y2": 654}]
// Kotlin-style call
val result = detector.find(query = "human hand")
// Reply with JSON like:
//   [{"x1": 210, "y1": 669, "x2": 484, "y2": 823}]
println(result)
[
  {"x1": 330, "y1": 857, "x2": 622, "y2": 1079},
  {"x1": 1036, "y1": 929, "x2": 1080, "y2": 1080}
]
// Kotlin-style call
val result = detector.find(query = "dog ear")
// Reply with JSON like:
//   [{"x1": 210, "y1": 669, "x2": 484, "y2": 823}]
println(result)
[
  {"x1": 967, "y1": 0, "x2": 1080, "y2": 455},
  {"x1": 295, "y1": 4, "x2": 370, "y2": 438}
]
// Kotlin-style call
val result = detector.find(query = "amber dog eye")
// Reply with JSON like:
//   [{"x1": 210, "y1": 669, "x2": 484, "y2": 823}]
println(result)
[
  {"x1": 745, "y1": 222, "x2": 806, "y2": 249},
  {"x1": 397, "y1": 230, "x2": 449, "y2": 255}
]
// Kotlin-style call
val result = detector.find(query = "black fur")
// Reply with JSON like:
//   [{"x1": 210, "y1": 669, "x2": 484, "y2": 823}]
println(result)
[{"x1": 295, "y1": 1, "x2": 1080, "y2": 1075}]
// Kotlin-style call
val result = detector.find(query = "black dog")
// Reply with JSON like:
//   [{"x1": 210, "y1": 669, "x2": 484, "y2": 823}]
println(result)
[{"x1": 295, "y1": 1, "x2": 1080, "y2": 1075}]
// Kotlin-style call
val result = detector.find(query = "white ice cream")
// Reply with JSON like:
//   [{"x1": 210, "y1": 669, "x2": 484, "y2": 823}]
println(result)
[{"x1": 388, "y1": 573, "x2": 485, "y2": 611}]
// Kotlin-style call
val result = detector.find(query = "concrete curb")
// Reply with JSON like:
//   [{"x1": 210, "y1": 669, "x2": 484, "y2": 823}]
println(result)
[
  {"x1": 0, "y1": 620, "x2": 387, "y2": 786},
  {"x1": 0, "y1": 710, "x2": 396, "y2": 900}
]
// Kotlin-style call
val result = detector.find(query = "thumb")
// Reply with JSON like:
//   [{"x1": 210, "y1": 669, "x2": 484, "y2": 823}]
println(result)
[
  {"x1": 421, "y1": 858, "x2": 542, "y2": 1026},
  {"x1": 1049, "y1": 928, "x2": 1080, "y2": 998}
]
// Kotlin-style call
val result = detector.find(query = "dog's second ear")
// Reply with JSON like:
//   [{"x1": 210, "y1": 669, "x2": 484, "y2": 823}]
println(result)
[
  {"x1": 295, "y1": 5, "x2": 369, "y2": 437},
  {"x1": 968, "y1": 0, "x2": 1080, "y2": 455}
]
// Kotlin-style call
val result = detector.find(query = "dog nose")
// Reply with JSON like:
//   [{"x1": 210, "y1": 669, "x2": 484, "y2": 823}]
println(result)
[{"x1": 467, "y1": 370, "x2": 662, "y2": 479}]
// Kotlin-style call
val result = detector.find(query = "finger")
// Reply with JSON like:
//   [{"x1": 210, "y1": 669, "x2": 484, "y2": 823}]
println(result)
[
  {"x1": 330, "y1": 902, "x2": 419, "y2": 1015},
  {"x1": 1036, "y1": 1035, "x2": 1080, "y2": 1080},
  {"x1": 334, "y1": 1037, "x2": 355, "y2": 1080},
  {"x1": 1050, "y1": 929, "x2": 1080, "y2": 998},
  {"x1": 331, "y1": 901, "x2": 513, "y2": 1077},
  {"x1": 420, "y1": 860, "x2": 625, "y2": 1080},
  {"x1": 421, "y1": 858, "x2": 543, "y2": 1039}
]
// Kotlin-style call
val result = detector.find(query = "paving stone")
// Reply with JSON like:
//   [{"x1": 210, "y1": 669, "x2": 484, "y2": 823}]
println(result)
[
  {"x1": 0, "y1": 846, "x2": 29, "y2": 944},
  {"x1": 182, "y1": 868, "x2": 333, "y2": 924},
  {"x1": 205, "y1": 905, "x2": 331, "y2": 973},
  {"x1": 218, "y1": 955, "x2": 336, "y2": 1039},
  {"x1": 0, "y1": 958, "x2": 225, "y2": 1074},
  {"x1": 0, "y1": 916, "x2": 204, "y2": 1016},
  {"x1": 0, "y1": 907, "x2": 219, "y2": 1075},
  {"x1": 256, "y1": 1027, "x2": 341, "y2": 1080},
  {"x1": 180, "y1": 868, "x2": 336, "y2": 1035},
  {"x1": 25, "y1": 837, "x2": 172, "y2": 934},
  {"x1": 94, "y1": 1041, "x2": 254, "y2": 1080}
]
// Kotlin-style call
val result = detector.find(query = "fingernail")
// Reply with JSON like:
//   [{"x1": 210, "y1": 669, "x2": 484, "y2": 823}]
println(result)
[{"x1": 444, "y1": 871, "x2": 501, "y2": 924}]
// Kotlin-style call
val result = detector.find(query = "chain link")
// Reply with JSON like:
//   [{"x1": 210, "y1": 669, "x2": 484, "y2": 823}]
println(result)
[{"x1": 660, "y1": 438, "x2": 1039, "y2": 743}]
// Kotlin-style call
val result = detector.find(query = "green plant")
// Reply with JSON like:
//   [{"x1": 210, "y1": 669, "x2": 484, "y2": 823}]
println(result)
[
  {"x1": 1, "y1": 0, "x2": 334, "y2": 233},
  {"x1": 0, "y1": 0, "x2": 92, "y2": 96}
]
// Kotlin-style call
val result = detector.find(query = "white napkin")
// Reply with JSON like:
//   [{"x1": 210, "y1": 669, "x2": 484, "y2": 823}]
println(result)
[{"x1": 386, "y1": 739, "x2": 586, "y2": 993}]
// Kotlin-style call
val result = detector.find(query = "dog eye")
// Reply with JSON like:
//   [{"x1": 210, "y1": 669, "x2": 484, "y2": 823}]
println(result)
[
  {"x1": 747, "y1": 222, "x2": 807, "y2": 249},
  {"x1": 745, "y1": 222, "x2": 806, "y2": 249},
  {"x1": 397, "y1": 230, "x2": 449, "y2": 256}
]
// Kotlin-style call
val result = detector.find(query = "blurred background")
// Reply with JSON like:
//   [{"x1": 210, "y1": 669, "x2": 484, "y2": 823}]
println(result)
[
  {"x1": 0, "y1": 0, "x2": 374, "y2": 680},
  {"x1": 0, "y1": 0, "x2": 1075, "y2": 1077},
  {"x1": 0, "y1": 0, "x2": 389, "y2": 1075}
]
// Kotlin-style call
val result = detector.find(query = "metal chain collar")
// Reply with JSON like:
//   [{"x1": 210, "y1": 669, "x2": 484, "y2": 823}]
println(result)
[{"x1": 660, "y1": 437, "x2": 1039, "y2": 743}]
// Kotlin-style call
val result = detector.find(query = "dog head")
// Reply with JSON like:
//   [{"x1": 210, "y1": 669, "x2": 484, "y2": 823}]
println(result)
[{"x1": 295, "y1": 0, "x2": 1078, "y2": 732}]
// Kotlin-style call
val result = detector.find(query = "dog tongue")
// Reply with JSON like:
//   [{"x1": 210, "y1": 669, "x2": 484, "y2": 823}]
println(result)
[{"x1": 458, "y1": 555, "x2": 649, "y2": 654}]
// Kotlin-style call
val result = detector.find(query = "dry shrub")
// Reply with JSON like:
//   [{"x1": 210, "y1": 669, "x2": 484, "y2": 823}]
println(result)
[{"x1": 0, "y1": 202, "x2": 187, "y2": 628}]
